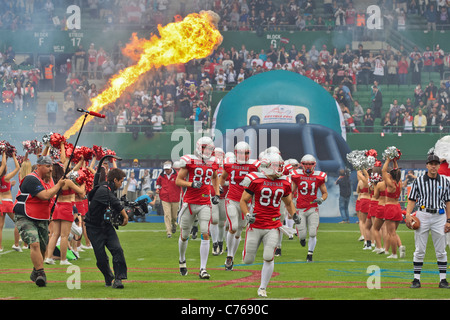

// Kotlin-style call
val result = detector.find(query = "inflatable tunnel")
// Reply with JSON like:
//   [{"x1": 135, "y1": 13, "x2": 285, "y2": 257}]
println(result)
[{"x1": 212, "y1": 70, "x2": 351, "y2": 173}]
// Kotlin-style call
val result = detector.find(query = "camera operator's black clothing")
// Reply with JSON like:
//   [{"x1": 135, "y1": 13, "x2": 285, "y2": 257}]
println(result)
[
  {"x1": 85, "y1": 181, "x2": 127, "y2": 284},
  {"x1": 85, "y1": 181, "x2": 124, "y2": 227}
]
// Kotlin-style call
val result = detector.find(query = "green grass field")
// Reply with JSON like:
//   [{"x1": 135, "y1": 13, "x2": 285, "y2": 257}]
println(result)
[{"x1": 0, "y1": 221, "x2": 449, "y2": 301}]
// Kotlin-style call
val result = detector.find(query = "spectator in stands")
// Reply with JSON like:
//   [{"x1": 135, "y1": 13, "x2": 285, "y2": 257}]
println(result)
[
  {"x1": 438, "y1": 82, "x2": 449, "y2": 106},
  {"x1": 101, "y1": 56, "x2": 115, "y2": 81},
  {"x1": 397, "y1": 55, "x2": 409, "y2": 85},
  {"x1": 87, "y1": 43, "x2": 98, "y2": 79},
  {"x1": 382, "y1": 112, "x2": 392, "y2": 133},
  {"x1": 425, "y1": 3, "x2": 437, "y2": 32},
  {"x1": 46, "y1": 95, "x2": 58, "y2": 126},
  {"x1": 389, "y1": 99, "x2": 402, "y2": 123},
  {"x1": 414, "y1": 108, "x2": 427, "y2": 132},
  {"x1": 371, "y1": 85, "x2": 383, "y2": 118},
  {"x1": 13, "y1": 81, "x2": 23, "y2": 112},
  {"x1": 410, "y1": 54, "x2": 423, "y2": 85},
  {"x1": 372, "y1": 55, "x2": 385, "y2": 84},
  {"x1": 403, "y1": 110, "x2": 414, "y2": 132},
  {"x1": 434, "y1": 44, "x2": 445, "y2": 79},
  {"x1": 363, "y1": 108, "x2": 375, "y2": 132},
  {"x1": 427, "y1": 105, "x2": 440, "y2": 132},
  {"x1": 352, "y1": 99, "x2": 364, "y2": 127},
  {"x1": 74, "y1": 44, "x2": 86, "y2": 78},
  {"x1": 422, "y1": 46, "x2": 434, "y2": 73},
  {"x1": 386, "y1": 55, "x2": 398, "y2": 86},
  {"x1": 437, "y1": 6, "x2": 449, "y2": 31},
  {"x1": 24, "y1": 81, "x2": 35, "y2": 109},
  {"x1": 151, "y1": 109, "x2": 165, "y2": 132},
  {"x1": 425, "y1": 80, "x2": 438, "y2": 107}
]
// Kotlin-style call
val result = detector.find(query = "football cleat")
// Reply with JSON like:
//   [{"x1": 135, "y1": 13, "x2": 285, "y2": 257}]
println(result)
[
  {"x1": 199, "y1": 268, "x2": 210, "y2": 279},
  {"x1": 257, "y1": 288, "x2": 267, "y2": 297},
  {"x1": 306, "y1": 253, "x2": 313, "y2": 262},
  {"x1": 275, "y1": 248, "x2": 281, "y2": 257},
  {"x1": 225, "y1": 256, "x2": 234, "y2": 271},
  {"x1": 212, "y1": 242, "x2": 219, "y2": 256},
  {"x1": 179, "y1": 260, "x2": 188, "y2": 276}
]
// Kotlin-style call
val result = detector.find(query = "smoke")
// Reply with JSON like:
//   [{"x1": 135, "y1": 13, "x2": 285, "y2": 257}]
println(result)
[{"x1": 319, "y1": 175, "x2": 356, "y2": 218}]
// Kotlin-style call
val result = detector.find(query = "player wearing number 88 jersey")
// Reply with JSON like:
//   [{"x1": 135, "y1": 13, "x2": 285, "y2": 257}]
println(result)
[
  {"x1": 290, "y1": 154, "x2": 328, "y2": 262},
  {"x1": 240, "y1": 153, "x2": 296, "y2": 298},
  {"x1": 176, "y1": 137, "x2": 220, "y2": 279}
]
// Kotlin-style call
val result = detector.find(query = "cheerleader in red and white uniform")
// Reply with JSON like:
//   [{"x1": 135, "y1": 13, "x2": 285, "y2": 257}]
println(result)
[{"x1": 0, "y1": 151, "x2": 20, "y2": 252}]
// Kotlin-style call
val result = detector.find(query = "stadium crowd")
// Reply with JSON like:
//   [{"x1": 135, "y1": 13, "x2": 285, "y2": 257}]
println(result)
[{"x1": 1, "y1": 0, "x2": 450, "y2": 135}]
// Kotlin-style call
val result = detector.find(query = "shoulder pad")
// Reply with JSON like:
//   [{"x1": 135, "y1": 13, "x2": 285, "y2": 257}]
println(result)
[
  {"x1": 249, "y1": 159, "x2": 261, "y2": 168},
  {"x1": 179, "y1": 154, "x2": 194, "y2": 167},
  {"x1": 241, "y1": 171, "x2": 265, "y2": 187}
]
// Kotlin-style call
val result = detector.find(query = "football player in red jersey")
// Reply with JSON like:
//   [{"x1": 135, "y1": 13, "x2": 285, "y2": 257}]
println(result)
[
  {"x1": 291, "y1": 154, "x2": 328, "y2": 262},
  {"x1": 209, "y1": 147, "x2": 227, "y2": 256},
  {"x1": 175, "y1": 137, "x2": 220, "y2": 279},
  {"x1": 219, "y1": 141, "x2": 260, "y2": 271},
  {"x1": 240, "y1": 152, "x2": 296, "y2": 297}
]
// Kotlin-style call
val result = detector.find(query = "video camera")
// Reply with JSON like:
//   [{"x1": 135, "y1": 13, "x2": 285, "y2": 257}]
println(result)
[{"x1": 120, "y1": 195, "x2": 149, "y2": 222}]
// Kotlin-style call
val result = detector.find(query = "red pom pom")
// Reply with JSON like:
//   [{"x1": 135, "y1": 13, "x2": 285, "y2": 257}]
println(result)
[
  {"x1": 365, "y1": 149, "x2": 378, "y2": 159},
  {"x1": 50, "y1": 133, "x2": 66, "y2": 148}
]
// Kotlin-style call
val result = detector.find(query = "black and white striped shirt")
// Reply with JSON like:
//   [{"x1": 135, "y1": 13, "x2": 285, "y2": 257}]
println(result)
[{"x1": 409, "y1": 174, "x2": 450, "y2": 210}]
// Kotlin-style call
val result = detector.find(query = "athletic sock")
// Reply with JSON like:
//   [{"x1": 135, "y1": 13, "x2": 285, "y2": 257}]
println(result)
[
  {"x1": 231, "y1": 236, "x2": 241, "y2": 257},
  {"x1": 178, "y1": 237, "x2": 188, "y2": 262},
  {"x1": 438, "y1": 261, "x2": 447, "y2": 281},
  {"x1": 227, "y1": 232, "x2": 235, "y2": 257},
  {"x1": 210, "y1": 224, "x2": 218, "y2": 243},
  {"x1": 308, "y1": 236, "x2": 317, "y2": 253},
  {"x1": 260, "y1": 260, "x2": 274, "y2": 289},
  {"x1": 200, "y1": 239, "x2": 210, "y2": 269},
  {"x1": 413, "y1": 261, "x2": 423, "y2": 280}
]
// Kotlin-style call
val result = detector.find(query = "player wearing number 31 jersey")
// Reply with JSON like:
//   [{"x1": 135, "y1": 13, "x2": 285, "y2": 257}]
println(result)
[
  {"x1": 290, "y1": 154, "x2": 328, "y2": 262},
  {"x1": 240, "y1": 152, "x2": 296, "y2": 297}
]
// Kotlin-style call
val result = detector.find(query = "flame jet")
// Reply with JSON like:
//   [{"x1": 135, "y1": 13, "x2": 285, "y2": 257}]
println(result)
[{"x1": 64, "y1": 11, "x2": 222, "y2": 138}]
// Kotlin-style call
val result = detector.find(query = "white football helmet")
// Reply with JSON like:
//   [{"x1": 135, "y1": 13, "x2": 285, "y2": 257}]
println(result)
[
  {"x1": 301, "y1": 154, "x2": 316, "y2": 175},
  {"x1": 235, "y1": 141, "x2": 250, "y2": 164},
  {"x1": 260, "y1": 152, "x2": 284, "y2": 178},
  {"x1": 213, "y1": 147, "x2": 225, "y2": 163},
  {"x1": 265, "y1": 146, "x2": 281, "y2": 155},
  {"x1": 195, "y1": 136, "x2": 215, "y2": 160}
]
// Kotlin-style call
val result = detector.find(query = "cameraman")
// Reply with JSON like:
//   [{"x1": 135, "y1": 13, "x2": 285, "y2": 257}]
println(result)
[
  {"x1": 335, "y1": 168, "x2": 352, "y2": 223},
  {"x1": 85, "y1": 168, "x2": 128, "y2": 288}
]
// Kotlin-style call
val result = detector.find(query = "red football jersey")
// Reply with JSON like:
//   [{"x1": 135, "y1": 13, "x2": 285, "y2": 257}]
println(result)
[
  {"x1": 223, "y1": 159, "x2": 260, "y2": 202},
  {"x1": 242, "y1": 172, "x2": 292, "y2": 229},
  {"x1": 179, "y1": 154, "x2": 219, "y2": 205},
  {"x1": 438, "y1": 161, "x2": 450, "y2": 177},
  {"x1": 291, "y1": 169, "x2": 327, "y2": 209}
]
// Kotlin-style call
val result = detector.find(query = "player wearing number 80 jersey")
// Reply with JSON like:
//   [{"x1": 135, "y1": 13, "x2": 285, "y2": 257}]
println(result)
[
  {"x1": 290, "y1": 154, "x2": 328, "y2": 262},
  {"x1": 240, "y1": 152, "x2": 296, "y2": 297},
  {"x1": 176, "y1": 137, "x2": 220, "y2": 279}
]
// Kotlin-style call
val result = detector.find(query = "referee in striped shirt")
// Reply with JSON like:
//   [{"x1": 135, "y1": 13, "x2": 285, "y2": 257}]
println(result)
[{"x1": 405, "y1": 153, "x2": 450, "y2": 289}]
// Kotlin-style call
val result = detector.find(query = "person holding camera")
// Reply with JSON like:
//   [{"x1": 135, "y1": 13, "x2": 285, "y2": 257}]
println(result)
[
  {"x1": 335, "y1": 168, "x2": 352, "y2": 223},
  {"x1": 85, "y1": 168, "x2": 129, "y2": 288}
]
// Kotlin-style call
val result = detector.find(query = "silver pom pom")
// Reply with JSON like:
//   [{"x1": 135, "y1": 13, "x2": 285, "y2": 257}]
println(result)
[
  {"x1": 382, "y1": 146, "x2": 400, "y2": 160},
  {"x1": 67, "y1": 171, "x2": 79, "y2": 181}
]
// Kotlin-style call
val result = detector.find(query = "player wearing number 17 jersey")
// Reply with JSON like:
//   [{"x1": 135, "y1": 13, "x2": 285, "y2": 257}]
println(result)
[
  {"x1": 240, "y1": 152, "x2": 296, "y2": 297},
  {"x1": 219, "y1": 141, "x2": 260, "y2": 271},
  {"x1": 176, "y1": 137, "x2": 220, "y2": 279},
  {"x1": 290, "y1": 154, "x2": 328, "y2": 262}
]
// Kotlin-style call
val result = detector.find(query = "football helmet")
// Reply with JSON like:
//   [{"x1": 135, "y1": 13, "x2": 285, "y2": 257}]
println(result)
[
  {"x1": 213, "y1": 147, "x2": 225, "y2": 163},
  {"x1": 260, "y1": 152, "x2": 284, "y2": 178},
  {"x1": 301, "y1": 154, "x2": 316, "y2": 175},
  {"x1": 265, "y1": 146, "x2": 281, "y2": 155},
  {"x1": 195, "y1": 136, "x2": 215, "y2": 160},
  {"x1": 234, "y1": 141, "x2": 250, "y2": 164}
]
